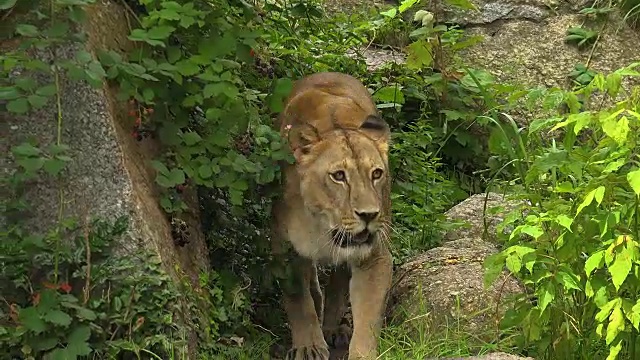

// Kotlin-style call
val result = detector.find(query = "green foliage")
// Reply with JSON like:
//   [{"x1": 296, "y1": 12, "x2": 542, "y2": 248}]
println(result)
[{"x1": 484, "y1": 62, "x2": 640, "y2": 360}]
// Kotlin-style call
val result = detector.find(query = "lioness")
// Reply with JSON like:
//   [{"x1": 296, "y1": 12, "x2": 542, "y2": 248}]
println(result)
[{"x1": 271, "y1": 72, "x2": 393, "y2": 360}]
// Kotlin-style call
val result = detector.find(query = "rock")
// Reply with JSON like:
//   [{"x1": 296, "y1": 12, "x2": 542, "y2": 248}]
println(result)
[
  {"x1": 426, "y1": 352, "x2": 534, "y2": 359},
  {"x1": 1, "y1": 1, "x2": 209, "y2": 356},
  {"x1": 443, "y1": 192, "x2": 524, "y2": 242},
  {"x1": 387, "y1": 236, "x2": 524, "y2": 338}
]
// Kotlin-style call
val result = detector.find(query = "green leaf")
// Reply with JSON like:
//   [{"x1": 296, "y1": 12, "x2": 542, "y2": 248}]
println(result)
[
  {"x1": 198, "y1": 165, "x2": 213, "y2": 179},
  {"x1": 0, "y1": 86, "x2": 21, "y2": 100},
  {"x1": 13, "y1": 143, "x2": 41, "y2": 157},
  {"x1": 7, "y1": 98, "x2": 30, "y2": 114},
  {"x1": 151, "y1": 160, "x2": 170, "y2": 175},
  {"x1": 606, "y1": 339, "x2": 623, "y2": 360},
  {"x1": 522, "y1": 224, "x2": 544, "y2": 239},
  {"x1": 399, "y1": 0, "x2": 420, "y2": 12},
  {"x1": 405, "y1": 40, "x2": 432, "y2": 70},
  {"x1": 17, "y1": 157, "x2": 45, "y2": 172},
  {"x1": 28, "y1": 94, "x2": 48, "y2": 108},
  {"x1": 555, "y1": 215, "x2": 573, "y2": 231},
  {"x1": 537, "y1": 280, "x2": 555, "y2": 313},
  {"x1": 16, "y1": 24, "x2": 39, "y2": 37},
  {"x1": 44, "y1": 159, "x2": 67, "y2": 176},
  {"x1": 67, "y1": 325, "x2": 92, "y2": 356},
  {"x1": 608, "y1": 246, "x2": 632, "y2": 290},
  {"x1": 445, "y1": 0, "x2": 478, "y2": 10},
  {"x1": 43, "y1": 310, "x2": 72, "y2": 326},
  {"x1": 33, "y1": 337, "x2": 59, "y2": 351},
  {"x1": 182, "y1": 131, "x2": 202, "y2": 146},
  {"x1": 19, "y1": 307, "x2": 46, "y2": 333},
  {"x1": 556, "y1": 271, "x2": 581, "y2": 291},
  {"x1": 147, "y1": 26, "x2": 175, "y2": 40},
  {"x1": 203, "y1": 81, "x2": 238, "y2": 99},
  {"x1": 585, "y1": 250, "x2": 604, "y2": 277},
  {"x1": 594, "y1": 186, "x2": 605, "y2": 205},
  {"x1": 199, "y1": 33, "x2": 237, "y2": 59},
  {"x1": 505, "y1": 253, "x2": 522, "y2": 273},
  {"x1": 36, "y1": 84, "x2": 57, "y2": 97},
  {"x1": 166, "y1": 46, "x2": 182, "y2": 63},
  {"x1": 373, "y1": 85, "x2": 405, "y2": 104},
  {"x1": 576, "y1": 188, "x2": 597, "y2": 215},
  {"x1": 630, "y1": 301, "x2": 640, "y2": 330},
  {"x1": 627, "y1": 169, "x2": 640, "y2": 195},
  {"x1": 168, "y1": 168, "x2": 185, "y2": 185},
  {"x1": 0, "y1": 0, "x2": 18, "y2": 10},
  {"x1": 175, "y1": 59, "x2": 200, "y2": 76},
  {"x1": 606, "y1": 306, "x2": 625, "y2": 345},
  {"x1": 597, "y1": 298, "x2": 620, "y2": 322}
]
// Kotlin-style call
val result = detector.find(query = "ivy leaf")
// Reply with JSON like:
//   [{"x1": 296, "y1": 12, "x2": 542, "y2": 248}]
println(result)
[
  {"x1": 19, "y1": 307, "x2": 46, "y2": 333},
  {"x1": 7, "y1": 98, "x2": 30, "y2": 114},
  {"x1": 43, "y1": 310, "x2": 72, "y2": 326},
  {"x1": 607, "y1": 246, "x2": 632, "y2": 290},
  {"x1": 627, "y1": 169, "x2": 640, "y2": 196}
]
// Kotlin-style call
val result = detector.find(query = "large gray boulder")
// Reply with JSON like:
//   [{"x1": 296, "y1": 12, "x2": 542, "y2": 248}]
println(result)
[
  {"x1": 386, "y1": 194, "x2": 526, "y2": 355},
  {"x1": 1, "y1": 1, "x2": 210, "y2": 356}
]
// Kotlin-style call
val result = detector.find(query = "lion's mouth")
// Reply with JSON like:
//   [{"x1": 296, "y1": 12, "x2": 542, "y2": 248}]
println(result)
[{"x1": 331, "y1": 229, "x2": 375, "y2": 247}]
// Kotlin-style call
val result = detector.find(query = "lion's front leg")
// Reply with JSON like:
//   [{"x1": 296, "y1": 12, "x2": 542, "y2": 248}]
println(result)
[
  {"x1": 348, "y1": 246, "x2": 392, "y2": 359},
  {"x1": 282, "y1": 256, "x2": 330, "y2": 360}
]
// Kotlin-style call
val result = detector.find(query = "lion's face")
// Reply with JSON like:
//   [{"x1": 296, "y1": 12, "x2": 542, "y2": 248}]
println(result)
[{"x1": 294, "y1": 128, "x2": 389, "y2": 250}]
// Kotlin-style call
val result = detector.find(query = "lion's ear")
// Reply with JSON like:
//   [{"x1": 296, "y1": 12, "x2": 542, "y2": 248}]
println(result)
[
  {"x1": 288, "y1": 124, "x2": 320, "y2": 163},
  {"x1": 360, "y1": 115, "x2": 390, "y2": 142}
]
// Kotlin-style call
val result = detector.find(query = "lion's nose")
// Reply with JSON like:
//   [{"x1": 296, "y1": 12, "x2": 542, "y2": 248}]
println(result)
[{"x1": 355, "y1": 211, "x2": 379, "y2": 223}]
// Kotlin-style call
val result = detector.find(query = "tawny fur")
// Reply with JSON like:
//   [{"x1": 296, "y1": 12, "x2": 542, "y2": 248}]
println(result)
[{"x1": 271, "y1": 72, "x2": 393, "y2": 360}]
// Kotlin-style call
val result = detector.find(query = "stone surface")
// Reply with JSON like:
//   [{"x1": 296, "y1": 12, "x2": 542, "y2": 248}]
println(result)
[
  {"x1": 443, "y1": 192, "x2": 524, "y2": 242},
  {"x1": 387, "y1": 236, "x2": 523, "y2": 337},
  {"x1": 1, "y1": 1, "x2": 209, "y2": 356}
]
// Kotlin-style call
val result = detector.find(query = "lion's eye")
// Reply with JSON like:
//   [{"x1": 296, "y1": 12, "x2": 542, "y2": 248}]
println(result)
[
  {"x1": 372, "y1": 168, "x2": 383, "y2": 180},
  {"x1": 330, "y1": 170, "x2": 346, "y2": 182}
]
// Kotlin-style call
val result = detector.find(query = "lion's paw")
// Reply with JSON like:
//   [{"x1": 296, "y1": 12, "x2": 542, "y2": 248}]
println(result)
[
  {"x1": 323, "y1": 324, "x2": 352, "y2": 349},
  {"x1": 285, "y1": 345, "x2": 330, "y2": 360}
]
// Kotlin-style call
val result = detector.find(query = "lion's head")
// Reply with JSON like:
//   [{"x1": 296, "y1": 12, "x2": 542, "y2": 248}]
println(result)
[{"x1": 288, "y1": 114, "x2": 390, "y2": 252}]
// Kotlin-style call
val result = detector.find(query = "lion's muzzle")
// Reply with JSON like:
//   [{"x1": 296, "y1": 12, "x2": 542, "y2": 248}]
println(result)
[{"x1": 331, "y1": 229, "x2": 376, "y2": 247}]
